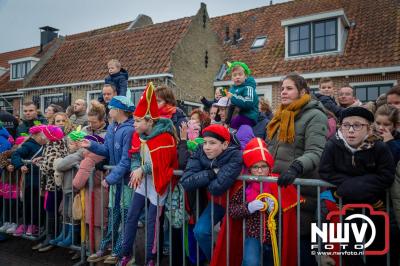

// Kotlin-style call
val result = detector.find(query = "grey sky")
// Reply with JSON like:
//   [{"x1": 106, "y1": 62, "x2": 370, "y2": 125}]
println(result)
[{"x1": 0, "y1": 0, "x2": 287, "y2": 53}]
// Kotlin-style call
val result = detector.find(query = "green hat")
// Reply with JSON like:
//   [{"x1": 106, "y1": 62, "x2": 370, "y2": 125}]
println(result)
[
  {"x1": 226, "y1": 61, "x2": 251, "y2": 75},
  {"x1": 68, "y1": 125, "x2": 87, "y2": 141},
  {"x1": 186, "y1": 137, "x2": 205, "y2": 152}
]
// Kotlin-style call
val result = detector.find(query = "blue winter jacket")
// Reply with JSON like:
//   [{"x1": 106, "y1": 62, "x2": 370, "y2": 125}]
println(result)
[
  {"x1": 229, "y1": 77, "x2": 259, "y2": 123},
  {"x1": 180, "y1": 134, "x2": 243, "y2": 196},
  {"x1": 88, "y1": 118, "x2": 134, "y2": 186},
  {"x1": 0, "y1": 127, "x2": 11, "y2": 153},
  {"x1": 11, "y1": 138, "x2": 43, "y2": 187},
  {"x1": 105, "y1": 68, "x2": 129, "y2": 96}
]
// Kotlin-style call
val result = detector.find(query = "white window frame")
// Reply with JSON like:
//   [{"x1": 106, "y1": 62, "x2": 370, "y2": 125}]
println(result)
[
  {"x1": 282, "y1": 9, "x2": 349, "y2": 60},
  {"x1": 257, "y1": 85, "x2": 273, "y2": 105},
  {"x1": 129, "y1": 86, "x2": 146, "y2": 105},
  {"x1": 40, "y1": 93, "x2": 63, "y2": 114},
  {"x1": 86, "y1": 90, "x2": 102, "y2": 103},
  {"x1": 349, "y1": 81, "x2": 397, "y2": 103},
  {"x1": 9, "y1": 57, "x2": 39, "y2": 81}
]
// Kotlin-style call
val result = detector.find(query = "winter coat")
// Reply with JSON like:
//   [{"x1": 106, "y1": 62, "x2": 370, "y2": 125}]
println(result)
[
  {"x1": 16, "y1": 115, "x2": 47, "y2": 137},
  {"x1": 89, "y1": 118, "x2": 134, "y2": 185},
  {"x1": 200, "y1": 97, "x2": 218, "y2": 111},
  {"x1": 171, "y1": 107, "x2": 187, "y2": 139},
  {"x1": 0, "y1": 110, "x2": 19, "y2": 138},
  {"x1": 40, "y1": 139, "x2": 69, "y2": 191},
  {"x1": 319, "y1": 133, "x2": 395, "y2": 204},
  {"x1": 180, "y1": 134, "x2": 243, "y2": 208},
  {"x1": 105, "y1": 68, "x2": 128, "y2": 96},
  {"x1": 314, "y1": 93, "x2": 344, "y2": 119},
  {"x1": 0, "y1": 127, "x2": 11, "y2": 153},
  {"x1": 252, "y1": 112, "x2": 270, "y2": 140},
  {"x1": 229, "y1": 77, "x2": 259, "y2": 123},
  {"x1": 70, "y1": 111, "x2": 88, "y2": 127},
  {"x1": 266, "y1": 99, "x2": 328, "y2": 236},
  {"x1": 386, "y1": 131, "x2": 400, "y2": 164},
  {"x1": 229, "y1": 186, "x2": 271, "y2": 241},
  {"x1": 82, "y1": 124, "x2": 108, "y2": 137},
  {"x1": 72, "y1": 150, "x2": 108, "y2": 227},
  {"x1": 391, "y1": 162, "x2": 400, "y2": 228},
  {"x1": 11, "y1": 138, "x2": 43, "y2": 187}
]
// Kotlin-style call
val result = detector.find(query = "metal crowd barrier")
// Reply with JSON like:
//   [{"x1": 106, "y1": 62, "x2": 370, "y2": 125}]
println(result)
[{"x1": 1, "y1": 162, "x2": 394, "y2": 266}]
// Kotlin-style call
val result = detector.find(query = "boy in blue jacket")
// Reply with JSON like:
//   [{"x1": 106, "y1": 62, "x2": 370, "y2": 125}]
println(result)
[
  {"x1": 82, "y1": 96, "x2": 135, "y2": 264},
  {"x1": 180, "y1": 124, "x2": 243, "y2": 260},
  {"x1": 226, "y1": 61, "x2": 259, "y2": 130},
  {"x1": 105, "y1": 59, "x2": 129, "y2": 97}
]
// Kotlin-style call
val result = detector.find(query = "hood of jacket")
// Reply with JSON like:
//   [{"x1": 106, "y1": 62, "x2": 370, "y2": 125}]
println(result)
[{"x1": 139, "y1": 118, "x2": 175, "y2": 141}]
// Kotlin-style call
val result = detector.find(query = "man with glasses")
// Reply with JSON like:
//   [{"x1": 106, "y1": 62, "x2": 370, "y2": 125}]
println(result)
[{"x1": 319, "y1": 107, "x2": 395, "y2": 265}]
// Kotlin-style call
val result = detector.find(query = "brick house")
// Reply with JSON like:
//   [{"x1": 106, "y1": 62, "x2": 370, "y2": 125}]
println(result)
[
  {"x1": 211, "y1": 0, "x2": 400, "y2": 108},
  {"x1": 0, "y1": 3, "x2": 223, "y2": 115}
]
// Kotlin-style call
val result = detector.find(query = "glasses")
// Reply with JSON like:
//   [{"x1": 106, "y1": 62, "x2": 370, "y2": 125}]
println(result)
[
  {"x1": 341, "y1": 123, "x2": 369, "y2": 131},
  {"x1": 250, "y1": 165, "x2": 269, "y2": 171}
]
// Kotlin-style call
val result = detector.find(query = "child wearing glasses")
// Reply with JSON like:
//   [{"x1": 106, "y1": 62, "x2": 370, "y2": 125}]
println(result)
[{"x1": 319, "y1": 107, "x2": 395, "y2": 265}]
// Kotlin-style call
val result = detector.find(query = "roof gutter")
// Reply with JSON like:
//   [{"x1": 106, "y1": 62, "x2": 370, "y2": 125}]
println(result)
[
  {"x1": 18, "y1": 73, "x2": 173, "y2": 92},
  {"x1": 214, "y1": 66, "x2": 400, "y2": 86}
]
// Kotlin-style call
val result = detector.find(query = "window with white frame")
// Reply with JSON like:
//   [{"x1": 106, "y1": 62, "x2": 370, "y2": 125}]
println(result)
[
  {"x1": 40, "y1": 93, "x2": 64, "y2": 113},
  {"x1": 11, "y1": 61, "x2": 31, "y2": 79},
  {"x1": 251, "y1": 36, "x2": 267, "y2": 49},
  {"x1": 257, "y1": 85, "x2": 273, "y2": 105},
  {"x1": 282, "y1": 9, "x2": 349, "y2": 58},
  {"x1": 9, "y1": 57, "x2": 39, "y2": 80},
  {"x1": 87, "y1": 90, "x2": 102, "y2": 102},
  {"x1": 354, "y1": 83, "x2": 394, "y2": 103}
]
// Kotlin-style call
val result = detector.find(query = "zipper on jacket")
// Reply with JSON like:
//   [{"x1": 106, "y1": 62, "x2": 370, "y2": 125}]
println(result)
[{"x1": 352, "y1": 154, "x2": 355, "y2": 167}]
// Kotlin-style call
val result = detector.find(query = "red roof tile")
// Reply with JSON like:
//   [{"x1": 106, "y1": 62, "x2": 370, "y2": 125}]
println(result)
[
  {"x1": 211, "y1": 0, "x2": 400, "y2": 78},
  {"x1": 65, "y1": 21, "x2": 132, "y2": 41},
  {"x1": 0, "y1": 72, "x2": 23, "y2": 92},
  {"x1": 0, "y1": 46, "x2": 40, "y2": 68},
  {"x1": 26, "y1": 17, "x2": 192, "y2": 87}
]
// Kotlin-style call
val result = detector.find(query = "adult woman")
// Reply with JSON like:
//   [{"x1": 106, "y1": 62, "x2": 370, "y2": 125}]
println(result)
[
  {"x1": 44, "y1": 104, "x2": 64, "y2": 124},
  {"x1": 266, "y1": 73, "x2": 327, "y2": 266}
]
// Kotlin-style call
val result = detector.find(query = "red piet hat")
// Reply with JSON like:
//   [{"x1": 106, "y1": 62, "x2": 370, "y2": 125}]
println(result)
[
  {"x1": 134, "y1": 82, "x2": 160, "y2": 119},
  {"x1": 202, "y1": 124, "x2": 230, "y2": 143},
  {"x1": 242, "y1": 138, "x2": 274, "y2": 169}
]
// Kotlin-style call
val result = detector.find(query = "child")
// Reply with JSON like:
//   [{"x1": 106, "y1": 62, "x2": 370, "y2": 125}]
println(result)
[
  {"x1": 212, "y1": 138, "x2": 300, "y2": 266},
  {"x1": 319, "y1": 107, "x2": 395, "y2": 265},
  {"x1": 9, "y1": 125, "x2": 50, "y2": 237},
  {"x1": 105, "y1": 59, "x2": 128, "y2": 97},
  {"x1": 374, "y1": 104, "x2": 400, "y2": 163},
  {"x1": 35, "y1": 125, "x2": 66, "y2": 252},
  {"x1": 0, "y1": 123, "x2": 14, "y2": 237},
  {"x1": 180, "y1": 124, "x2": 242, "y2": 260},
  {"x1": 83, "y1": 96, "x2": 135, "y2": 264},
  {"x1": 200, "y1": 87, "x2": 224, "y2": 112},
  {"x1": 225, "y1": 61, "x2": 259, "y2": 129},
  {"x1": 118, "y1": 82, "x2": 178, "y2": 266}
]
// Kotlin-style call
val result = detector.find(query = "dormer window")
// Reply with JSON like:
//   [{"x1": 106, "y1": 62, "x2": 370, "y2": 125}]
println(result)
[
  {"x1": 9, "y1": 57, "x2": 39, "y2": 80},
  {"x1": 282, "y1": 9, "x2": 349, "y2": 59}
]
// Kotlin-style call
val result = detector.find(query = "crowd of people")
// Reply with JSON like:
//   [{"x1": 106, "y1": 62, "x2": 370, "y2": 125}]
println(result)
[{"x1": 0, "y1": 58, "x2": 399, "y2": 266}]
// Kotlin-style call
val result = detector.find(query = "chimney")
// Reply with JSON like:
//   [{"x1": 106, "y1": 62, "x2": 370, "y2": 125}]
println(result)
[{"x1": 39, "y1": 26, "x2": 59, "y2": 52}]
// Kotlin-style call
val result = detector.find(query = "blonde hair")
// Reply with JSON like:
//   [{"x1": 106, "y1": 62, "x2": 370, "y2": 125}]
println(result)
[
  {"x1": 88, "y1": 100, "x2": 106, "y2": 121},
  {"x1": 52, "y1": 112, "x2": 74, "y2": 134},
  {"x1": 108, "y1": 59, "x2": 121, "y2": 68},
  {"x1": 375, "y1": 104, "x2": 400, "y2": 127}
]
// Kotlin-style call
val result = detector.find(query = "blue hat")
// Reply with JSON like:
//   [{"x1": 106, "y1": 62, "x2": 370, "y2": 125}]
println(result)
[{"x1": 108, "y1": 96, "x2": 135, "y2": 112}]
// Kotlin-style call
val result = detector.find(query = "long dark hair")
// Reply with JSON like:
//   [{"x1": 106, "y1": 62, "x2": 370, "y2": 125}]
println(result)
[{"x1": 280, "y1": 73, "x2": 310, "y2": 94}]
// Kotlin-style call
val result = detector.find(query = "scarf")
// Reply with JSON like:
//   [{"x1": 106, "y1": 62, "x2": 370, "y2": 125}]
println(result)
[
  {"x1": 267, "y1": 94, "x2": 311, "y2": 143},
  {"x1": 159, "y1": 104, "x2": 177, "y2": 119}
]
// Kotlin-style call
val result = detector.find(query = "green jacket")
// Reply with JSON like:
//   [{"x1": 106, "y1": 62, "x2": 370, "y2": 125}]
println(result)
[{"x1": 267, "y1": 99, "x2": 328, "y2": 235}]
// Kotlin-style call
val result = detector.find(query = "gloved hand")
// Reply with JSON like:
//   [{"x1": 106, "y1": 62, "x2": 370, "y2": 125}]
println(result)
[
  {"x1": 248, "y1": 199, "x2": 265, "y2": 214},
  {"x1": 278, "y1": 160, "x2": 303, "y2": 187},
  {"x1": 265, "y1": 197, "x2": 275, "y2": 213}
]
